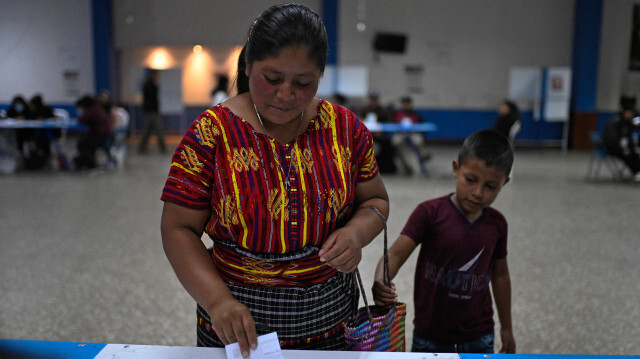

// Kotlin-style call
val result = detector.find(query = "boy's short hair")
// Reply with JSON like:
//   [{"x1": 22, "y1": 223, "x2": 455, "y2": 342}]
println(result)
[{"x1": 458, "y1": 129, "x2": 514, "y2": 175}]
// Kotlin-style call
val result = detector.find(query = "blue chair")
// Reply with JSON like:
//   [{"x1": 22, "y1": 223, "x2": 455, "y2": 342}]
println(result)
[{"x1": 585, "y1": 131, "x2": 626, "y2": 180}]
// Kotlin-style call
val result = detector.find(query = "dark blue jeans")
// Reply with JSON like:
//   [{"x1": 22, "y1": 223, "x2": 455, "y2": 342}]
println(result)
[{"x1": 411, "y1": 330, "x2": 494, "y2": 354}]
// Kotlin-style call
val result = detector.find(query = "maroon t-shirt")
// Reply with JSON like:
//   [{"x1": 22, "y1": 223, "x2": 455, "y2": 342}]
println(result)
[{"x1": 401, "y1": 194, "x2": 507, "y2": 343}]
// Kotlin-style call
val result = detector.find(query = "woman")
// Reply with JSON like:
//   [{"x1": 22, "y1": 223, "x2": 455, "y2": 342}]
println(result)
[
  {"x1": 492, "y1": 99, "x2": 522, "y2": 144},
  {"x1": 160, "y1": 3, "x2": 389, "y2": 355}
]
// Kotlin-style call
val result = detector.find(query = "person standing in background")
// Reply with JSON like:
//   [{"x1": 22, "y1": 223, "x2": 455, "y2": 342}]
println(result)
[
  {"x1": 211, "y1": 74, "x2": 230, "y2": 107},
  {"x1": 492, "y1": 100, "x2": 522, "y2": 145},
  {"x1": 138, "y1": 70, "x2": 166, "y2": 154},
  {"x1": 602, "y1": 97, "x2": 640, "y2": 181}
]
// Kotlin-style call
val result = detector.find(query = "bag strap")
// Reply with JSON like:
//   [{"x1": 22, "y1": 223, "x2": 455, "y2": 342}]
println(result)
[
  {"x1": 353, "y1": 205, "x2": 391, "y2": 321},
  {"x1": 360, "y1": 205, "x2": 390, "y2": 285}
]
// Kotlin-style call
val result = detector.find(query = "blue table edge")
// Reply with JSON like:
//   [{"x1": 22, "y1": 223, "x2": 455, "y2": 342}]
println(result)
[{"x1": 1, "y1": 339, "x2": 637, "y2": 358}]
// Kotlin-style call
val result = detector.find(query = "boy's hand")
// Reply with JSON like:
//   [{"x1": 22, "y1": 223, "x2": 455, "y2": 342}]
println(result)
[
  {"x1": 499, "y1": 327, "x2": 516, "y2": 353},
  {"x1": 372, "y1": 278, "x2": 397, "y2": 306}
]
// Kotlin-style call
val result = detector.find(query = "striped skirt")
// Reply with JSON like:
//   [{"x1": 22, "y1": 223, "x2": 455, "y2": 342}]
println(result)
[{"x1": 196, "y1": 271, "x2": 358, "y2": 350}]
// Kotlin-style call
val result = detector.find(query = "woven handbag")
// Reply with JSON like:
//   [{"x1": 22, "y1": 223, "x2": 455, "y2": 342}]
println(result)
[{"x1": 344, "y1": 206, "x2": 406, "y2": 352}]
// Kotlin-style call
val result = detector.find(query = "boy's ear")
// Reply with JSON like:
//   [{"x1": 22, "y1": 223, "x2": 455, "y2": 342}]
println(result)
[{"x1": 452, "y1": 160, "x2": 459, "y2": 176}]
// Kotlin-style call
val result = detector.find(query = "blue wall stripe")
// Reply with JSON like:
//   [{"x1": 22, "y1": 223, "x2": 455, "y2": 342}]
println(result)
[
  {"x1": 91, "y1": 0, "x2": 112, "y2": 94},
  {"x1": 322, "y1": 0, "x2": 338, "y2": 66},
  {"x1": 0, "y1": 339, "x2": 107, "y2": 358},
  {"x1": 153, "y1": 106, "x2": 564, "y2": 142},
  {"x1": 571, "y1": 0, "x2": 603, "y2": 112}
]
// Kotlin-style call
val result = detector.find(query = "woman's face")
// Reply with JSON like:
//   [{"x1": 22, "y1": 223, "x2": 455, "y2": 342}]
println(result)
[
  {"x1": 247, "y1": 45, "x2": 321, "y2": 125},
  {"x1": 498, "y1": 102, "x2": 511, "y2": 116}
]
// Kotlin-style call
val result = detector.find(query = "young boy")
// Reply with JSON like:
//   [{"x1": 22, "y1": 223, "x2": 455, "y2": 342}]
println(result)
[{"x1": 372, "y1": 129, "x2": 516, "y2": 354}]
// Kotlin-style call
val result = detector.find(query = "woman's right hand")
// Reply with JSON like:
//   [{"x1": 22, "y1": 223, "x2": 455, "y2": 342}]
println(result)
[
  {"x1": 372, "y1": 279, "x2": 397, "y2": 306},
  {"x1": 207, "y1": 295, "x2": 257, "y2": 357}
]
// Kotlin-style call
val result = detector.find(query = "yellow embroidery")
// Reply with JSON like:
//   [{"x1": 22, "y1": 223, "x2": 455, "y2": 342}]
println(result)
[
  {"x1": 361, "y1": 146, "x2": 377, "y2": 174},
  {"x1": 217, "y1": 196, "x2": 239, "y2": 228},
  {"x1": 319, "y1": 102, "x2": 335, "y2": 129},
  {"x1": 204, "y1": 109, "x2": 249, "y2": 247},
  {"x1": 267, "y1": 189, "x2": 290, "y2": 221},
  {"x1": 300, "y1": 147, "x2": 314, "y2": 174},
  {"x1": 228, "y1": 147, "x2": 260, "y2": 173},
  {"x1": 331, "y1": 146, "x2": 351, "y2": 174},
  {"x1": 179, "y1": 145, "x2": 203, "y2": 173},
  {"x1": 194, "y1": 117, "x2": 219, "y2": 147},
  {"x1": 324, "y1": 188, "x2": 345, "y2": 223}
]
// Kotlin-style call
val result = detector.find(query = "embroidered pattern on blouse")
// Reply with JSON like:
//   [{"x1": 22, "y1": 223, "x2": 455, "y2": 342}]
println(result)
[{"x1": 161, "y1": 100, "x2": 379, "y2": 254}]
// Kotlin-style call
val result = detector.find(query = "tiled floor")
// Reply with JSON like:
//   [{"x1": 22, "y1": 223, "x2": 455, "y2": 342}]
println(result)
[{"x1": 1, "y1": 141, "x2": 639, "y2": 355}]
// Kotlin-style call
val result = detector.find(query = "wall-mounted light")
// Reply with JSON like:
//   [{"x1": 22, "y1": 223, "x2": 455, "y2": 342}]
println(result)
[
  {"x1": 193, "y1": 45, "x2": 203, "y2": 54},
  {"x1": 147, "y1": 47, "x2": 173, "y2": 69}
]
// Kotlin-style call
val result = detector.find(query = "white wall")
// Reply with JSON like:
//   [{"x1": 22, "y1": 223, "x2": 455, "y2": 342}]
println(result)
[
  {"x1": 112, "y1": 0, "x2": 321, "y2": 48},
  {"x1": 1, "y1": 0, "x2": 636, "y2": 112},
  {"x1": 338, "y1": 0, "x2": 576, "y2": 109},
  {"x1": 0, "y1": 0, "x2": 94, "y2": 104}
]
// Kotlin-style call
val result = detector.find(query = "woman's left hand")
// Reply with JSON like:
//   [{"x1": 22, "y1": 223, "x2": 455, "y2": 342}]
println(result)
[{"x1": 318, "y1": 226, "x2": 362, "y2": 273}]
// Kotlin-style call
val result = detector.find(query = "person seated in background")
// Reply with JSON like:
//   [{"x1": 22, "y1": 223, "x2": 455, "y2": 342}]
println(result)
[
  {"x1": 21, "y1": 94, "x2": 55, "y2": 170},
  {"x1": 359, "y1": 91, "x2": 391, "y2": 124},
  {"x1": 97, "y1": 91, "x2": 130, "y2": 168},
  {"x1": 7, "y1": 94, "x2": 52, "y2": 170},
  {"x1": 393, "y1": 96, "x2": 422, "y2": 124},
  {"x1": 602, "y1": 97, "x2": 640, "y2": 182},
  {"x1": 28, "y1": 94, "x2": 54, "y2": 119},
  {"x1": 359, "y1": 91, "x2": 397, "y2": 173},
  {"x1": 390, "y1": 96, "x2": 431, "y2": 175},
  {"x1": 492, "y1": 100, "x2": 522, "y2": 145},
  {"x1": 7, "y1": 95, "x2": 31, "y2": 119},
  {"x1": 1, "y1": 95, "x2": 32, "y2": 172},
  {"x1": 73, "y1": 95, "x2": 113, "y2": 170}
]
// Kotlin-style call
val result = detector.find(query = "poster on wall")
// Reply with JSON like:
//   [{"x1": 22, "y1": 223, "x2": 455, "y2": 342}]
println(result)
[
  {"x1": 317, "y1": 66, "x2": 368, "y2": 97},
  {"x1": 404, "y1": 64, "x2": 424, "y2": 94},
  {"x1": 158, "y1": 68, "x2": 183, "y2": 116},
  {"x1": 508, "y1": 67, "x2": 541, "y2": 100},
  {"x1": 543, "y1": 67, "x2": 572, "y2": 122},
  {"x1": 63, "y1": 70, "x2": 81, "y2": 98}
]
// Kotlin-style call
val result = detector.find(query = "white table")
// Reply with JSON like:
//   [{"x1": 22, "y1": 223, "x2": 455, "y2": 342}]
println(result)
[
  {"x1": 0, "y1": 118, "x2": 86, "y2": 172},
  {"x1": 1, "y1": 340, "x2": 636, "y2": 359}
]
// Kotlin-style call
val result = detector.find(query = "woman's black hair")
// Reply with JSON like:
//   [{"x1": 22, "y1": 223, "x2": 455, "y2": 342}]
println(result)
[
  {"x1": 502, "y1": 99, "x2": 520, "y2": 118},
  {"x1": 236, "y1": 3, "x2": 328, "y2": 94}
]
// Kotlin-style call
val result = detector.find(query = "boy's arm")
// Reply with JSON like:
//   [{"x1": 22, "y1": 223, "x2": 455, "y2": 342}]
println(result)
[
  {"x1": 491, "y1": 257, "x2": 516, "y2": 354},
  {"x1": 372, "y1": 234, "x2": 417, "y2": 306}
]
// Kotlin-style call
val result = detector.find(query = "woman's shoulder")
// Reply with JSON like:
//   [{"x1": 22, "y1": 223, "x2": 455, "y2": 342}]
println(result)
[{"x1": 317, "y1": 99, "x2": 363, "y2": 127}]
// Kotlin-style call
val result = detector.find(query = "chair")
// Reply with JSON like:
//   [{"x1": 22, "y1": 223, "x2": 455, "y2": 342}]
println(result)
[
  {"x1": 585, "y1": 131, "x2": 626, "y2": 180},
  {"x1": 108, "y1": 128, "x2": 128, "y2": 169},
  {"x1": 508, "y1": 119, "x2": 522, "y2": 146}
]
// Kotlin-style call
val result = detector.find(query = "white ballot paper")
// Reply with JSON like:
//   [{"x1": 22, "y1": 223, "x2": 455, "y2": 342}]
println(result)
[{"x1": 225, "y1": 332, "x2": 283, "y2": 359}]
